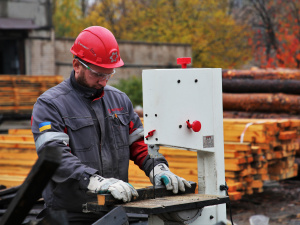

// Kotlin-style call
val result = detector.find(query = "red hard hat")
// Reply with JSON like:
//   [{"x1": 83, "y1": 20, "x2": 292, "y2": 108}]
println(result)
[{"x1": 70, "y1": 26, "x2": 124, "y2": 68}]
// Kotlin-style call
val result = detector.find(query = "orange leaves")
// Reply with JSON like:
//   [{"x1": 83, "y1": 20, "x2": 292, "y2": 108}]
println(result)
[{"x1": 251, "y1": 0, "x2": 300, "y2": 68}]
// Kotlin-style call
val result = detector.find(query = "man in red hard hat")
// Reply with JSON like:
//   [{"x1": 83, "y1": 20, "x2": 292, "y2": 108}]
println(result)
[{"x1": 31, "y1": 26, "x2": 191, "y2": 224}]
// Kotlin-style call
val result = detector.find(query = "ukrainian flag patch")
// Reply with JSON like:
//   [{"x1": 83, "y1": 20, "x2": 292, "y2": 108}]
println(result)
[{"x1": 39, "y1": 122, "x2": 51, "y2": 132}]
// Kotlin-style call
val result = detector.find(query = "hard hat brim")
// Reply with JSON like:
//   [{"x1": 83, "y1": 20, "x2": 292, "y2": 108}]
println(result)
[{"x1": 94, "y1": 58, "x2": 124, "y2": 69}]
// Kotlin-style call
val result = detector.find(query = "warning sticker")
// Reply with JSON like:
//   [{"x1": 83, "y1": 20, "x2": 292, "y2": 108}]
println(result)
[{"x1": 203, "y1": 135, "x2": 214, "y2": 148}]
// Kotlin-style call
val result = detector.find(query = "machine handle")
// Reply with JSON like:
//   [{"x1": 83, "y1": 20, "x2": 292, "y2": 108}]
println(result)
[
  {"x1": 186, "y1": 120, "x2": 201, "y2": 132},
  {"x1": 145, "y1": 130, "x2": 156, "y2": 139},
  {"x1": 177, "y1": 57, "x2": 191, "y2": 68}
]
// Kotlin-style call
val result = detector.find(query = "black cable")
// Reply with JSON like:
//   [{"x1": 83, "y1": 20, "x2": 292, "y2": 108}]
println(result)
[{"x1": 220, "y1": 182, "x2": 234, "y2": 225}]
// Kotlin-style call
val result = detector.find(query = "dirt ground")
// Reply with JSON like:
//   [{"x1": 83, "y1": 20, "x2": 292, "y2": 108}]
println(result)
[{"x1": 227, "y1": 178, "x2": 300, "y2": 225}]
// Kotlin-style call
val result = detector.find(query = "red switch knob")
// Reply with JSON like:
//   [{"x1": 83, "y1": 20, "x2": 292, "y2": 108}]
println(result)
[
  {"x1": 145, "y1": 130, "x2": 156, "y2": 138},
  {"x1": 177, "y1": 57, "x2": 191, "y2": 69},
  {"x1": 186, "y1": 120, "x2": 201, "y2": 132}
]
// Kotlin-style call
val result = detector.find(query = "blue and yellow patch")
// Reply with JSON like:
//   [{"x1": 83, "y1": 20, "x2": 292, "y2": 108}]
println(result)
[{"x1": 39, "y1": 122, "x2": 51, "y2": 132}]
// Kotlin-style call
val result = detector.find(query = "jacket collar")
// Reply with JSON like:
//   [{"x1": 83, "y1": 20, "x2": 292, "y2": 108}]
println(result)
[{"x1": 70, "y1": 70, "x2": 104, "y2": 100}]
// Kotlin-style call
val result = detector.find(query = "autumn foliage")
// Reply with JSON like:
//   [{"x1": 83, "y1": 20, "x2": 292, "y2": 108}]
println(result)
[
  {"x1": 247, "y1": 0, "x2": 300, "y2": 68},
  {"x1": 52, "y1": 0, "x2": 300, "y2": 69},
  {"x1": 53, "y1": 0, "x2": 252, "y2": 69}
]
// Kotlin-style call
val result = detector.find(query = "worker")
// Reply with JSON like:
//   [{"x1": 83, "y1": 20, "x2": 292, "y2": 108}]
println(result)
[{"x1": 31, "y1": 26, "x2": 191, "y2": 224}]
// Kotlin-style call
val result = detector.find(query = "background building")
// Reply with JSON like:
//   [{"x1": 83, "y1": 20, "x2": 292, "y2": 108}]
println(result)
[{"x1": 0, "y1": 0, "x2": 192, "y2": 83}]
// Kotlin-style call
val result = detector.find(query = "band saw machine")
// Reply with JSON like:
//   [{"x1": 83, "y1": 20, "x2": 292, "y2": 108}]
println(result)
[{"x1": 85, "y1": 58, "x2": 229, "y2": 225}]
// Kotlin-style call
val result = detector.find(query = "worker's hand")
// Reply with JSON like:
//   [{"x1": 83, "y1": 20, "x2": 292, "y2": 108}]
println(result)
[
  {"x1": 149, "y1": 163, "x2": 191, "y2": 194},
  {"x1": 87, "y1": 174, "x2": 139, "y2": 202}
]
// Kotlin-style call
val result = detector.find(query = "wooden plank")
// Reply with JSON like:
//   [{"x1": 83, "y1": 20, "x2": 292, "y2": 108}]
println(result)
[
  {"x1": 96, "y1": 182, "x2": 197, "y2": 206},
  {"x1": 225, "y1": 157, "x2": 247, "y2": 165},
  {"x1": 224, "y1": 130, "x2": 275, "y2": 143},
  {"x1": 225, "y1": 169, "x2": 250, "y2": 178},
  {"x1": 289, "y1": 119, "x2": 300, "y2": 127},
  {"x1": 0, "y1": 148, "x2": 37, "y2": 160},
  {"x1": 0, "y1": 180, "x2": 26, "y2": 188},
  {"x1": 87, "y1": 193, "x2": 229, "y2": 215},
  {"x1": 224, "y1": 150, "x2": 244, "y2": 158},
  {"x1": 0, "y1": 141, "x2": 35, "y2": 149},
  {"x1": 8, "y1": 129, "x2": 32, "y2": 135},
  {"x1": 0, "y1": 175, "x2": 26, "y2": 184},
  {"x1": 224, "y1": 142, "x2": 252, "y2": 151},
  {"x1": 227, "y1": 191, "x2": 242, "y2": 201},
  {"x1": 225, "y1": 163, "x2": 247, "y2": 171},
  {"x1": 0, "y1": 135, "x2": 34, "y2": 142},
  {"x1": 278, "y1": 130, "x2": 297, "y2": 140},
  {"x1": 0, "y1": 75, "x2": 63, "y2": 114},
  {"x1": 250, "y1": 180, "x2": 263, "y2": 188},
  {"x1": 0, "y1": 158, "x2": 36, "y2": 167},
  {"x1": 0, "y1": 166, "x2": 31, "y2": 176}
]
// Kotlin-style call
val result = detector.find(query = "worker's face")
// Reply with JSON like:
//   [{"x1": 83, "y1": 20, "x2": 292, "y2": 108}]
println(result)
[{"x1": 73, "y1": 59, "x2": 114, "y2": 89}]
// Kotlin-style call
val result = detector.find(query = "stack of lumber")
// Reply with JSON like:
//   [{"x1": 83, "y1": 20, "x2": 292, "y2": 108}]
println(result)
[
  {"x1": 128, "y1": 118, "x2": 300, "y2": 201},
  {"x1": 0, "y1": 75, "x2": 63, "y2": 114},
  {"x1": 1, "y1": 118, "x2": 299, "y2": 201},
  {"x1": 223, "y1": 118, "x2": 299, "y2": 200},
  {"x1": 222, "y1": 68, "x2": 300, "y2": 200},
  {"x1": 0, "y1": 129, "x2": 36, "y2": 188},
  {"x1": 222, "y1": 68, "x2": 300, "y2": 118}
]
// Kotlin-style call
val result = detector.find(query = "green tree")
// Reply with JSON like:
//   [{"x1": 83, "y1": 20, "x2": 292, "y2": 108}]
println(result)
[
  {"x1": 112, "y1": 76, "x2": 143, "y2": 107},
  {"x1": 83, "y1": 0, "x2": 126, "y2": 38},
  {"x1": 53, "y1": 0, "x2": 86, "y2": 38},
  {"x1": 84, "y1": 0, "x2": 252, "y2": 68}
]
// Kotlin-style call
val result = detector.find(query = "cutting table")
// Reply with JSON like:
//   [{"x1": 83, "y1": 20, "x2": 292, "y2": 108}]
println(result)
[{"x1": 85, "y1": 182, "x2": 229, "y2": 224}]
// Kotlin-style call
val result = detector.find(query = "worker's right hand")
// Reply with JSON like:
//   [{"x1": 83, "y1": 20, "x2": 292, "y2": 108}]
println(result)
[{"x1": 87, "y1": 174, "x2": 139, "y2": 202}]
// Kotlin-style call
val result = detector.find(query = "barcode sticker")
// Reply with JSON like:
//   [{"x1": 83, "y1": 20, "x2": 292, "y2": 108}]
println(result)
[{"x1": 203, "y1": 135, "x2": 214, "y2": 148}]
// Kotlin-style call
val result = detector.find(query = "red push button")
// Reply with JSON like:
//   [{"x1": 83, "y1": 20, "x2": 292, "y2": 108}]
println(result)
[{"x1": 186, "y1": 120, "x2": 201, "y2": 132}]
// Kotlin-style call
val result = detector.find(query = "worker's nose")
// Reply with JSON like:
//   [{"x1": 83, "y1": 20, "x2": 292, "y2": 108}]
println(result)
[{"x1": 98, "y1": 79, "x2": 108, "y2": 87}]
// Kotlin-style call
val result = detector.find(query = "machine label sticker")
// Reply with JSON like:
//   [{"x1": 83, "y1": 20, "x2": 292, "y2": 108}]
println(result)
[{"x1": 203, "y1": 135, "x2": 214, "y2": 148}]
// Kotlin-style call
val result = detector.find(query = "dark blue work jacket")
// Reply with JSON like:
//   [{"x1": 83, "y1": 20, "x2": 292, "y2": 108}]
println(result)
[{"x1": 31, "y1": 71, "x2": 166, "y2": 213}]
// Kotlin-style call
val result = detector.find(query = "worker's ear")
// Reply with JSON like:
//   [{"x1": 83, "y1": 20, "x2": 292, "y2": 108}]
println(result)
[{"x1": 73, "y1": 58, "x2": 81, "y2": 74}]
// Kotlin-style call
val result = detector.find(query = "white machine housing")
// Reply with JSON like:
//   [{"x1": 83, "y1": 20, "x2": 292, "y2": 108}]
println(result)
[{"x1": 143, "y1": 68, "x2": 226, "y2": 224}]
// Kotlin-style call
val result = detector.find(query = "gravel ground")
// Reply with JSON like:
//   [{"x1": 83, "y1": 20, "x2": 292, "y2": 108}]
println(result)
[{"x1": 227, "y1": 178, "x2": 300, "y2": 225}]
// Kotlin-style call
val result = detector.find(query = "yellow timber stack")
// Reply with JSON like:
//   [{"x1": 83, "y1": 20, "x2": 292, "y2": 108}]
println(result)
[{"x1": 0, "y1": 118, "x2": 299, "y2": 201}]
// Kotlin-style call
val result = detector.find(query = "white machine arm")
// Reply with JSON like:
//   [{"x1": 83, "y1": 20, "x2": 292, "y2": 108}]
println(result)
[{"x1": 143, "y1": 67, "x2": 227, "y2": 225}]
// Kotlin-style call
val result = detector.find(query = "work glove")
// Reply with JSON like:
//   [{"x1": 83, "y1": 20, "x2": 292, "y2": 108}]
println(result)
[
  {"x1": 149, "y1": 163, "x2": 191, "y2": 194},
  {"x1": 87, "y1": 174, "x2": 139, "y2": 202}
]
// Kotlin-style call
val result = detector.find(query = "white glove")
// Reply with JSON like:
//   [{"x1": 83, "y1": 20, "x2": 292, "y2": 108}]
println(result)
[
  {"x1": 149, "y1": 163, "x2": 191, "y2": 194},
  {"x1": 87, "y1": 174, "x2": 139, "y2": 202}
]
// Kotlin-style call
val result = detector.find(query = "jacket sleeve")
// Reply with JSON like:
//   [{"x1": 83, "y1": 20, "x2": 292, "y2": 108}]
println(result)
[
  {"x1": 31, "y1": 97, "x2": 97, "y2": 189},
  {"x1": 126, "y1": 97, "x2": 168, "y2": 176}
]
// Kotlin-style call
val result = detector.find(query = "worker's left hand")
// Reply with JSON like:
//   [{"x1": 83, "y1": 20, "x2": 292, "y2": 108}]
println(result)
[{"x1": 149, "y1": 163, "x2": 191, "y2": 194}]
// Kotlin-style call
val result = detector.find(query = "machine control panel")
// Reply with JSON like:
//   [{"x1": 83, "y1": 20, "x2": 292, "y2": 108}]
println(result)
[{"x1": 142, "y1": 68, "x2": 222, "y2": 152}]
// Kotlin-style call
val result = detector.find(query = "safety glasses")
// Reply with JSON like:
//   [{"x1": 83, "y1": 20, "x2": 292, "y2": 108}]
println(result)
[{"x1": 77, "y1": 59, "x2": 115, "y2": 81}]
